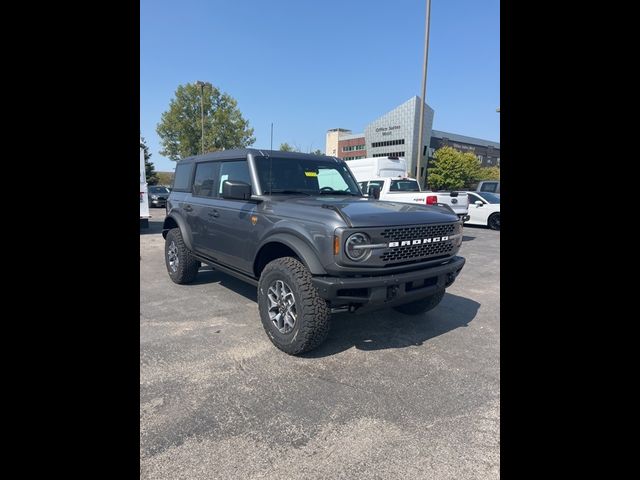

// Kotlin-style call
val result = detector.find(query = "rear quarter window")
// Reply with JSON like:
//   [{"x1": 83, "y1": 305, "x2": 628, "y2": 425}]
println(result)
[{"x1": 173, "y1": 163, "x2": 194, "y2": 192}]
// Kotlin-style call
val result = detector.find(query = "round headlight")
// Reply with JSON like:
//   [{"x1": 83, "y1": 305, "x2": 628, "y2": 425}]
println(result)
[{"x1": 345, "y1": 233, "x2": 371, "y2": 261}]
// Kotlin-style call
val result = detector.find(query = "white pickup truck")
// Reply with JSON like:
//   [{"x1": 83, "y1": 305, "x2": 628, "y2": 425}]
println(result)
[
  {"x1": 346, "y1": 156, "x2": 469, "y2": 220},
  {"x1": 357, "y1": 177, "x2": 469, "y2": 221}
]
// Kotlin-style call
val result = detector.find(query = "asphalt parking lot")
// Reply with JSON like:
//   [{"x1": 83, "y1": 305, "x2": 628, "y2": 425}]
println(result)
[{"x1": 140, "y1": 207, "x2": 500, "y2": 479}]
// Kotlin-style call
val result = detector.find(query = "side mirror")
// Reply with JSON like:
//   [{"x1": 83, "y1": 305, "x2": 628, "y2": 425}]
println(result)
[
  {"x1": 368, "y1": 185, "x2": 381, "y2": 199},
  {"x1": 222, "y1": 180, "x2": 252, "y2": 200},
  {"x1": 475, "y1": 200, "x2": 484, "y2": 206}
]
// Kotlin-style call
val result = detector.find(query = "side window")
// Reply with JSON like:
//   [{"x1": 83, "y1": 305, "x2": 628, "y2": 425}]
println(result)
[
  {"x1": 192, "y1": 162, "x2": 219, "y2": 197},
  {"x1": 218, "y1": 160, "x2": 252, "y2": 195},
  {"x1": 480, "y1": 182, "x2": 497, "y2": 192},
  {"x1": 173, "y1": 163, "x2": 193, "y2": 192},
  {"x1": 469, "y1": 193, "x2": 482, "y2": 204},
  {"x1": 369, "y1": 180, "x2": 385, "y2": 190}
]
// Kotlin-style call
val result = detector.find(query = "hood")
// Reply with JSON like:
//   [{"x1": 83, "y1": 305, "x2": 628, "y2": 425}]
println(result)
[{"x1": 269, "y1": 196, "x2": 458, "y2": 227}]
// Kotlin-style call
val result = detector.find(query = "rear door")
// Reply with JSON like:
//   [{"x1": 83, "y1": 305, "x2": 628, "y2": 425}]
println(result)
[
  {"x1": 381, "y1": 179, "x2": 427, "y2": 204},
  {"x1": 189, "y1": 161, "x2": 221, "y2": 257}
]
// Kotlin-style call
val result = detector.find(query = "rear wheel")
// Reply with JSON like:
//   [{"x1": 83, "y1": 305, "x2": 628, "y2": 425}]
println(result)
[
  {"x1": 393, "y1": 289, "x2": 445, "y2": 315},
  {"x1": 258, "y1": 257, "x2": 330, "y2": 355},
  {"x1": 165, "y1": 228, "x2": 200, "y2": 284},
  {"x1": 488, "y1": 213, "x2": 500, "y2": 230}
]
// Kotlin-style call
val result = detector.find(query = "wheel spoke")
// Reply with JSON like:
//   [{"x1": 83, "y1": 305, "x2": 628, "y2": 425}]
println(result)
[
  {"x1": 284, "y1": 312, "x2": 295, "y2": 329},
  {"x1": 266, "y1": 279, "x2": 297, "y2": 333}
]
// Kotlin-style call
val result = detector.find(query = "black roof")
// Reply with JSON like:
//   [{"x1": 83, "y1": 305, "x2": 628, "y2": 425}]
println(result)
[{"x1": 177, "y1": 148, "x2": 341, "y2": 164}]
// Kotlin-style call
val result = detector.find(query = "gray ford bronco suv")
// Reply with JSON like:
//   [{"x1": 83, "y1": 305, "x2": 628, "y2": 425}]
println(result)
[{"x1": 163, "y1": 149, "x2": 465, "y2": 355}]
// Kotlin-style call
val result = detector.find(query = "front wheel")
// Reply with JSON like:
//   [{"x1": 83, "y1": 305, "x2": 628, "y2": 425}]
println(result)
[
  {"x1": 488, "y1": 213, "x2": 500, "y2": 230},
  {"x1": 164, "y1": 228, "x2": 200, "y2": 284},
  {"x1": 393, "y1": 289, "x2": 445, "y2": 315},
  {"x1": 258, "y1": 257, "x2": 330, "y2": 355}
]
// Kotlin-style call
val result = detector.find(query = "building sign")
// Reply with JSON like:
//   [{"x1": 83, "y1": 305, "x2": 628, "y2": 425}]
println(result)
[
  {"x1": 376, "y1": 125, "x2": 401, "y2": 136},
  {"x1": 452, "y1": 143, "x2": 476, "y2": 151}
]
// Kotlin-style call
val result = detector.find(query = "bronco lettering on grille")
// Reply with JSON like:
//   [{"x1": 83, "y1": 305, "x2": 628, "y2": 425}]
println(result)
[{"x1": 388, "y1": 236, "x2": 449, "y2": 247}]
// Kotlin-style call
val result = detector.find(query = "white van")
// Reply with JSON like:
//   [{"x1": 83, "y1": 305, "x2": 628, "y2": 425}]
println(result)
[
  {"x1": 346, "y1": 156, "x2": 408, "y2": 180},
  {"x1": 140, "y1": 146, "x2": 150, "y2": 228}
]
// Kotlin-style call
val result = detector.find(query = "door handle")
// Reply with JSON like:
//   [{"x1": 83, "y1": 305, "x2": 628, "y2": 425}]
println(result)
[
  {"x1": 208, "y1": 210, "x2": 219, "y2": 218},
  {"x1": 183, "y1": 204, "x2": 193, "y2": 212}
]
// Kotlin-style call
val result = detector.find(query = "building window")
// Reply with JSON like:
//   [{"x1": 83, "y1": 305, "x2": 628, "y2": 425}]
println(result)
[
  {"x1": 342, "y1": 144, "x2": 366, "y2": 152},
  {"x1": 372, "y1": 151, "x2": 405, "y2": 158},
  {"x1": 371, "y1": 139, "x2": 405, "y2": 148}
]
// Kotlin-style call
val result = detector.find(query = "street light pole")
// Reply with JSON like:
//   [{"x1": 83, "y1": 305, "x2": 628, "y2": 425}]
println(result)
[
  {"x1": 416, "y1": 0, "x2": 432, "y2": 189},
  {"x1": 195, "y1": 81, "x2": 206, "y2": 154}
]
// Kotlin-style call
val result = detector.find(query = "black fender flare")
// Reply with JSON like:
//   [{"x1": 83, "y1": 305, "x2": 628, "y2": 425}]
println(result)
[
  {"x1": 256, "y1": 233, "x2": 327, "y2": 275},
  {"x1": 162, "y1": 212, "x2": 194, "y2": 251}
]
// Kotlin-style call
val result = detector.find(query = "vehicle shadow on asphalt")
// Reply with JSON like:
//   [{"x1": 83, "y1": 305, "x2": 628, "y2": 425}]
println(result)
[
  {"x1": 302, "y1": 293, "x2": 480, "y2": 358},
  {"x1": 140, "y1": 216, "x2": 165, "y2": 235},
  {"x1": 190, "y1": 267, "x2": 258, "y2": 302},
  {"x1": 462, "y1": 235, "x2": 476, "y2": 242}
]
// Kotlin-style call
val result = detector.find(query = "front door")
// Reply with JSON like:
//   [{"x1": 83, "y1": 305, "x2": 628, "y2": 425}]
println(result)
[{"x1": 202, "y1": 159, "x2": 257, "y2": 274}]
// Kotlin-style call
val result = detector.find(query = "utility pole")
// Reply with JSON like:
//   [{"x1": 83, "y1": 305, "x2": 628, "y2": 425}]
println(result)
[
  {"x1": 416, "y1": 0, "x2": 432, "y2": 188},
  {"x1": 195, "y1": 81, "x2": 212, "y2": 154},
  {"x1": 270, "y1": 122, "x2": 273, "y2": 150}
]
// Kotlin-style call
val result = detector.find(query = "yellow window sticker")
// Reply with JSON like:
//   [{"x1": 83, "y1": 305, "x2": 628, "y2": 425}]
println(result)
[{"x1": 304, "y1": 171, "x2": 318, "y2": 177}]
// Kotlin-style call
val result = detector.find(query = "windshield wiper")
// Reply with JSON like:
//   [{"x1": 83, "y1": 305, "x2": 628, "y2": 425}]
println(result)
[{"x1": 269, "y1": 190, "x2": 312, "y2": 196}]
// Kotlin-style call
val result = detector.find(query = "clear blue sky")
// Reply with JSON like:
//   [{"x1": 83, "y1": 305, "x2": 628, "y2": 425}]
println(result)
[{"x1": 141, "y1": 0, "x2": 500, "y2": 172}]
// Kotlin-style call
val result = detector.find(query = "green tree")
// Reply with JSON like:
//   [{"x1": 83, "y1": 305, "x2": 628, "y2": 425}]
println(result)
[
  {"x1": 479, "y1": 165, "x2": 500, "y2": 181},
  {"x1": 426, "y1": 146, "x2": 482, "y2": 190},
  {"x1": 156, "y1": 82, "x2": 255, "y2": 161},
  {"x1": 312, "y1": 149, "x2": 324, "y2": 155},
  {"x1": 279, "y1": 142, "x2": 294, "y2": 152},
  {"x1": 140, "y1": 136, "x2": 159, "y2": 185}
]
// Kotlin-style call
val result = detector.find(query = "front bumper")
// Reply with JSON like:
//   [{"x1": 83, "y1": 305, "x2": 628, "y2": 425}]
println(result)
[{"x1": 312, "y1": 256, "x2": 465, "y2": 314}]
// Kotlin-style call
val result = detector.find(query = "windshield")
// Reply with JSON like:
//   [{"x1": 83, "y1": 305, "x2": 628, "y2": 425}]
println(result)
[
  {"x1": 254, "y1": 157, "x2": 361, "y2": 196},
  {"x1": 389, "y1": 179, "x2": 420, "y2": 192},
  {"x1": 478, "y1": 192, "x2": 500, "y2": 204},
  {"x1": 149, "y1": 186, "x2": 169, "y2": 194}
]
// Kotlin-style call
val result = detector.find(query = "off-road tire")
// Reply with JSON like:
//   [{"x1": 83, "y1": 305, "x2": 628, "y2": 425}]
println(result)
[
  {"x1": 258, "y1": 257, "x2": 330, "y2": 355},
  {"x1": 165, "y1": 228, "x2": 200, "y2": 284},
  {"x1": 488, "y1": 213, "x2": 500, "y2": 231},
  {"x1": 393, "y1": 289, "x2": 445, "y2": 315}
]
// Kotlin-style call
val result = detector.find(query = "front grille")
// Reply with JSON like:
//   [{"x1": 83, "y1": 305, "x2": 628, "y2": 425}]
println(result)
[
  {"x1": 380, "y1": 242, "x2": 454, "y2": 263},
  {"x1": 377, "y1": 222, "x2": 457, "y2": 265},
  {"x1": 380, "y1": 223, "x2": 455, "y2": 241}
]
